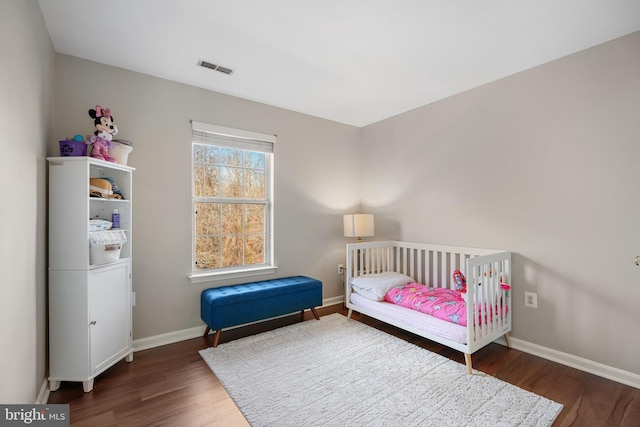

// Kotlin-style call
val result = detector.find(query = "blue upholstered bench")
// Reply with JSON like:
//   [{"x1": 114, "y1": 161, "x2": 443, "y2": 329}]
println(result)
[{"x1": 201, "y1": 275, "x2": 322, "y2": 347}]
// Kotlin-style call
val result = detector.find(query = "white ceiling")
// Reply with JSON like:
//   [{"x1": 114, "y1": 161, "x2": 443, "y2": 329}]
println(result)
[{"x1": 38, "y1": 0, "x2": 640, "y2": 127}]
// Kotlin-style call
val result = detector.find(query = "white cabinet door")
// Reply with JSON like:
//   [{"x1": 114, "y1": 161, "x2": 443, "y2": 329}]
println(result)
[{"x1": 89, "y1": 262, "x2": 131, "y2": 374}]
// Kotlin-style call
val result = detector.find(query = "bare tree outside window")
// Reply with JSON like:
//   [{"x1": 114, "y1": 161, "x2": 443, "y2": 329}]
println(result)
[{"x1": 193, "y1": 142, "x2": 270, "y2": 271}]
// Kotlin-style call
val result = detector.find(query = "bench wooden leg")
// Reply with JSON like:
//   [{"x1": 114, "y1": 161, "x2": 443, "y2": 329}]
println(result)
[
  {"x1": 213, "y1": 330, "x2": 221, "y2": 348},
  {"x1": 464, "y1": 353, "x2": 473, "y2": 374},
  {"x1": 310, "y1": 307, "x2": 320, "y2": 320},
  {"x1": 203, "y1": 326, "x2": 211, "y2": 337}
]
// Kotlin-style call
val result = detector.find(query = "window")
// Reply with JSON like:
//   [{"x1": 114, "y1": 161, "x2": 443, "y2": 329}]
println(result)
[{"x1": 190, "y1": 121, "x2": 276, "y2": 281}]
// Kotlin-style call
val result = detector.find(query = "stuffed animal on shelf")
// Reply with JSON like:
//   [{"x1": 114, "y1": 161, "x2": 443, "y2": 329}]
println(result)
[{"x1": 88, "y1": 105, "x2": 118, "y2": 162}]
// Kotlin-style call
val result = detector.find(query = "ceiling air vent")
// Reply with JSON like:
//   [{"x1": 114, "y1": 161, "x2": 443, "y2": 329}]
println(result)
[{"x1": 199, "y1": 60, "x2": 234, "y2": 75}]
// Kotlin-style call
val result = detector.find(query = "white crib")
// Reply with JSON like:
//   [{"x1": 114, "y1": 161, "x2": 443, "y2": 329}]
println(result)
[{"x1": 345, "y1": 241, "x2": 512, "y2": 373}]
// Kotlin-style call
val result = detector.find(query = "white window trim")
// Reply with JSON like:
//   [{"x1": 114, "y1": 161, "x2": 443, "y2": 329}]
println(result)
[
  {"x1": 189, "y1": 265, "x2": 278, "y2": 283},
  {"x1": 189, "y1": 121, "x2": 277, "y2": 284}
]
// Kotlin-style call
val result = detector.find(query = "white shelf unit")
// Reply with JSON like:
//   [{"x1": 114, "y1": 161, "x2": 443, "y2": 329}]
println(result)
[{"x1": 47, "y1": 156, "x2": 135, "y2": 392}]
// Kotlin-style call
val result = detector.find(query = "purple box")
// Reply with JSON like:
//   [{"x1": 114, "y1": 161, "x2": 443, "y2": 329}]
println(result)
[{"x1": 59, "y1": 140, "x2": 87, "y2": 156}]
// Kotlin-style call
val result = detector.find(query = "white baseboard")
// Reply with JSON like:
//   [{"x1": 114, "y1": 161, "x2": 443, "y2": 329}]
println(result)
[
  {"x1": 507, "y1": 337, "x2": 640, "y2": 390},
  {"x1": 133, "y1": 324, "x2": 205, "y2": 352},
  {"x1": 322, "y1": 296, "x2": 343, "y2": 306},
  {"x1": 133, "y1": 298, "x2": 344, "y2": 352},
  {"x1": 36, "y1": 379, "x2": 50, "y2": 404}
]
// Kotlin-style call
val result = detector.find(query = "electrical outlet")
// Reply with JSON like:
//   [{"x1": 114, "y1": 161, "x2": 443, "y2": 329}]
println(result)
[
  {"x1": 524, "y1": 291, "x2": 538, "y2": 308},
  {"x1": 338, "y1": 264, "x2": 345, "y2": 275}
]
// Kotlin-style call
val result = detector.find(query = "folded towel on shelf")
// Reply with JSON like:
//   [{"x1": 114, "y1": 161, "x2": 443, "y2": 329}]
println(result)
[{"x1": 89, "y1": 219, "x2": 113, "y2": 232}]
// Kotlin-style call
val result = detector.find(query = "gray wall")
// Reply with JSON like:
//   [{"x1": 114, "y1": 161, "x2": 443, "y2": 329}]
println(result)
[
  {"x1": 0, "y1": 0, "x2": 54, "y2": 403},
  {"x1": 361, "y1": 31, "x2": 640, "y2": 375},
  {"x1": 52, "y1": 55, "x2": 361, "y2": 340}
]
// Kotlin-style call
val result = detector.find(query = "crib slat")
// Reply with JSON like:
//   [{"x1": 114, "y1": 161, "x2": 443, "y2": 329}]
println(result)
[
  {"x1": 433, "y1": 252, "x2": 439, "y2": 288},
  {"x1": 406, "y1": 247, "x2": 410, "y2": 277},
  {"x1": 383, "y1": 247, "x2": 389, "y2": 272},
  {"x1": 481, "y1": 264, "x2": 489, "y2": 338},
  {"x1": 491, "y1": 262, "x2": 502, "y2": 328},
  {"x1": 409, "y1": 248, "x2": 414, "y2": 280},
  {"x1": 454, "y1": 253, "x2": 462, "y2": 276},
  {"x1": 483, "y1": 264, "x2": 490, "y2": 338},
  {"x1": 402, "y1": 247, "x2": 408, "y2": 276},
  {"x1": 370, "y1": 248, "x2": 375, "y2": 273},
  {"x1": 426, "y1": 249, "x2": 432, "y2": 286},
  {"x1": 372, "y1": 248, "x2": 377, "y2": 273},
  {"x1": 372, "y1": 248, "x2": 376, "y2": 273},
  {"x1": 416, "y1": 249, "x2": 423, "y2": 284},
  {"x1": 441, "y1": 252, "x2": 447, "y2": 289},
  {"x1": 373, "y1": 248, "x2": 378, "y2": 273}
]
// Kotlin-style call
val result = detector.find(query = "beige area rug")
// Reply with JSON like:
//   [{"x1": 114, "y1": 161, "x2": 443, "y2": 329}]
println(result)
[{"x1": 199, "y1": 313, "x2": 562, "y2": 427}]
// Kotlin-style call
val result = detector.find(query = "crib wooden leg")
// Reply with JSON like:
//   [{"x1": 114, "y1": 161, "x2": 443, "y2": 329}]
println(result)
[
  {"x1": 504, "y1": 333, "x2": 512, "y2": 349},
  {"x1": 464, "y1": 353, "x2": 473, "y2": 374},
  {"x1": 347, "y1": 308, "x2": 353, "y2": 319}
]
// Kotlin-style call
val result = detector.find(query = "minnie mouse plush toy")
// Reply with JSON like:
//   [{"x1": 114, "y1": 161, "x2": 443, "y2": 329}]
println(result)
[{"x1": 88, "y1": 105, "x2": 118, "y2": 162}]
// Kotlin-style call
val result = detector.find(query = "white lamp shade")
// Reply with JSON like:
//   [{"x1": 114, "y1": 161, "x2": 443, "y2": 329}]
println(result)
[{"x1": 343, "y1": 214, "x2": 375, "y2": 238}]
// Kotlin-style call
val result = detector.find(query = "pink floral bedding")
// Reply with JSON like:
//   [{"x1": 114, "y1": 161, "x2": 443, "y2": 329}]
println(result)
[
  {"x1": 384, "y1": 283, "x2": 508, "y2": 327},
  {"x1": 385, "y1": 283, "x2": 467, "y2": 325}
]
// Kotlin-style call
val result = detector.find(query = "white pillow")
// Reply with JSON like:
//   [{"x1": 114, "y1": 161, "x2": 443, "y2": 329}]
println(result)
[{"x1": 350, "y1": 272, "x2": 414, "y2": 301}]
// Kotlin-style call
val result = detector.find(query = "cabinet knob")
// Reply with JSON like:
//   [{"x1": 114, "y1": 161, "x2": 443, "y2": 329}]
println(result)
[{"x1": 90, "y1": 321, "x2": 97, "y2": 325}]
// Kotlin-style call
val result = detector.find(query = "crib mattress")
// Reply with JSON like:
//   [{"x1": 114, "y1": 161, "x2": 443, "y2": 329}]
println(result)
[{"x1": 350, "y1": 292, "x2": 467, "y2": 344}]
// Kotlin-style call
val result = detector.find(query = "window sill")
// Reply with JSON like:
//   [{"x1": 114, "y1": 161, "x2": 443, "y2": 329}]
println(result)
[{"x1": 189, "y1": 265, "x2": 278, "y2": 284}]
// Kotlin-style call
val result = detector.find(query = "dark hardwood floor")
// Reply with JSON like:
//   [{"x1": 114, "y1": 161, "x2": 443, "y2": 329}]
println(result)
[{"x1": 48, "y1": 305, "x2": 640, "y2": 426}]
